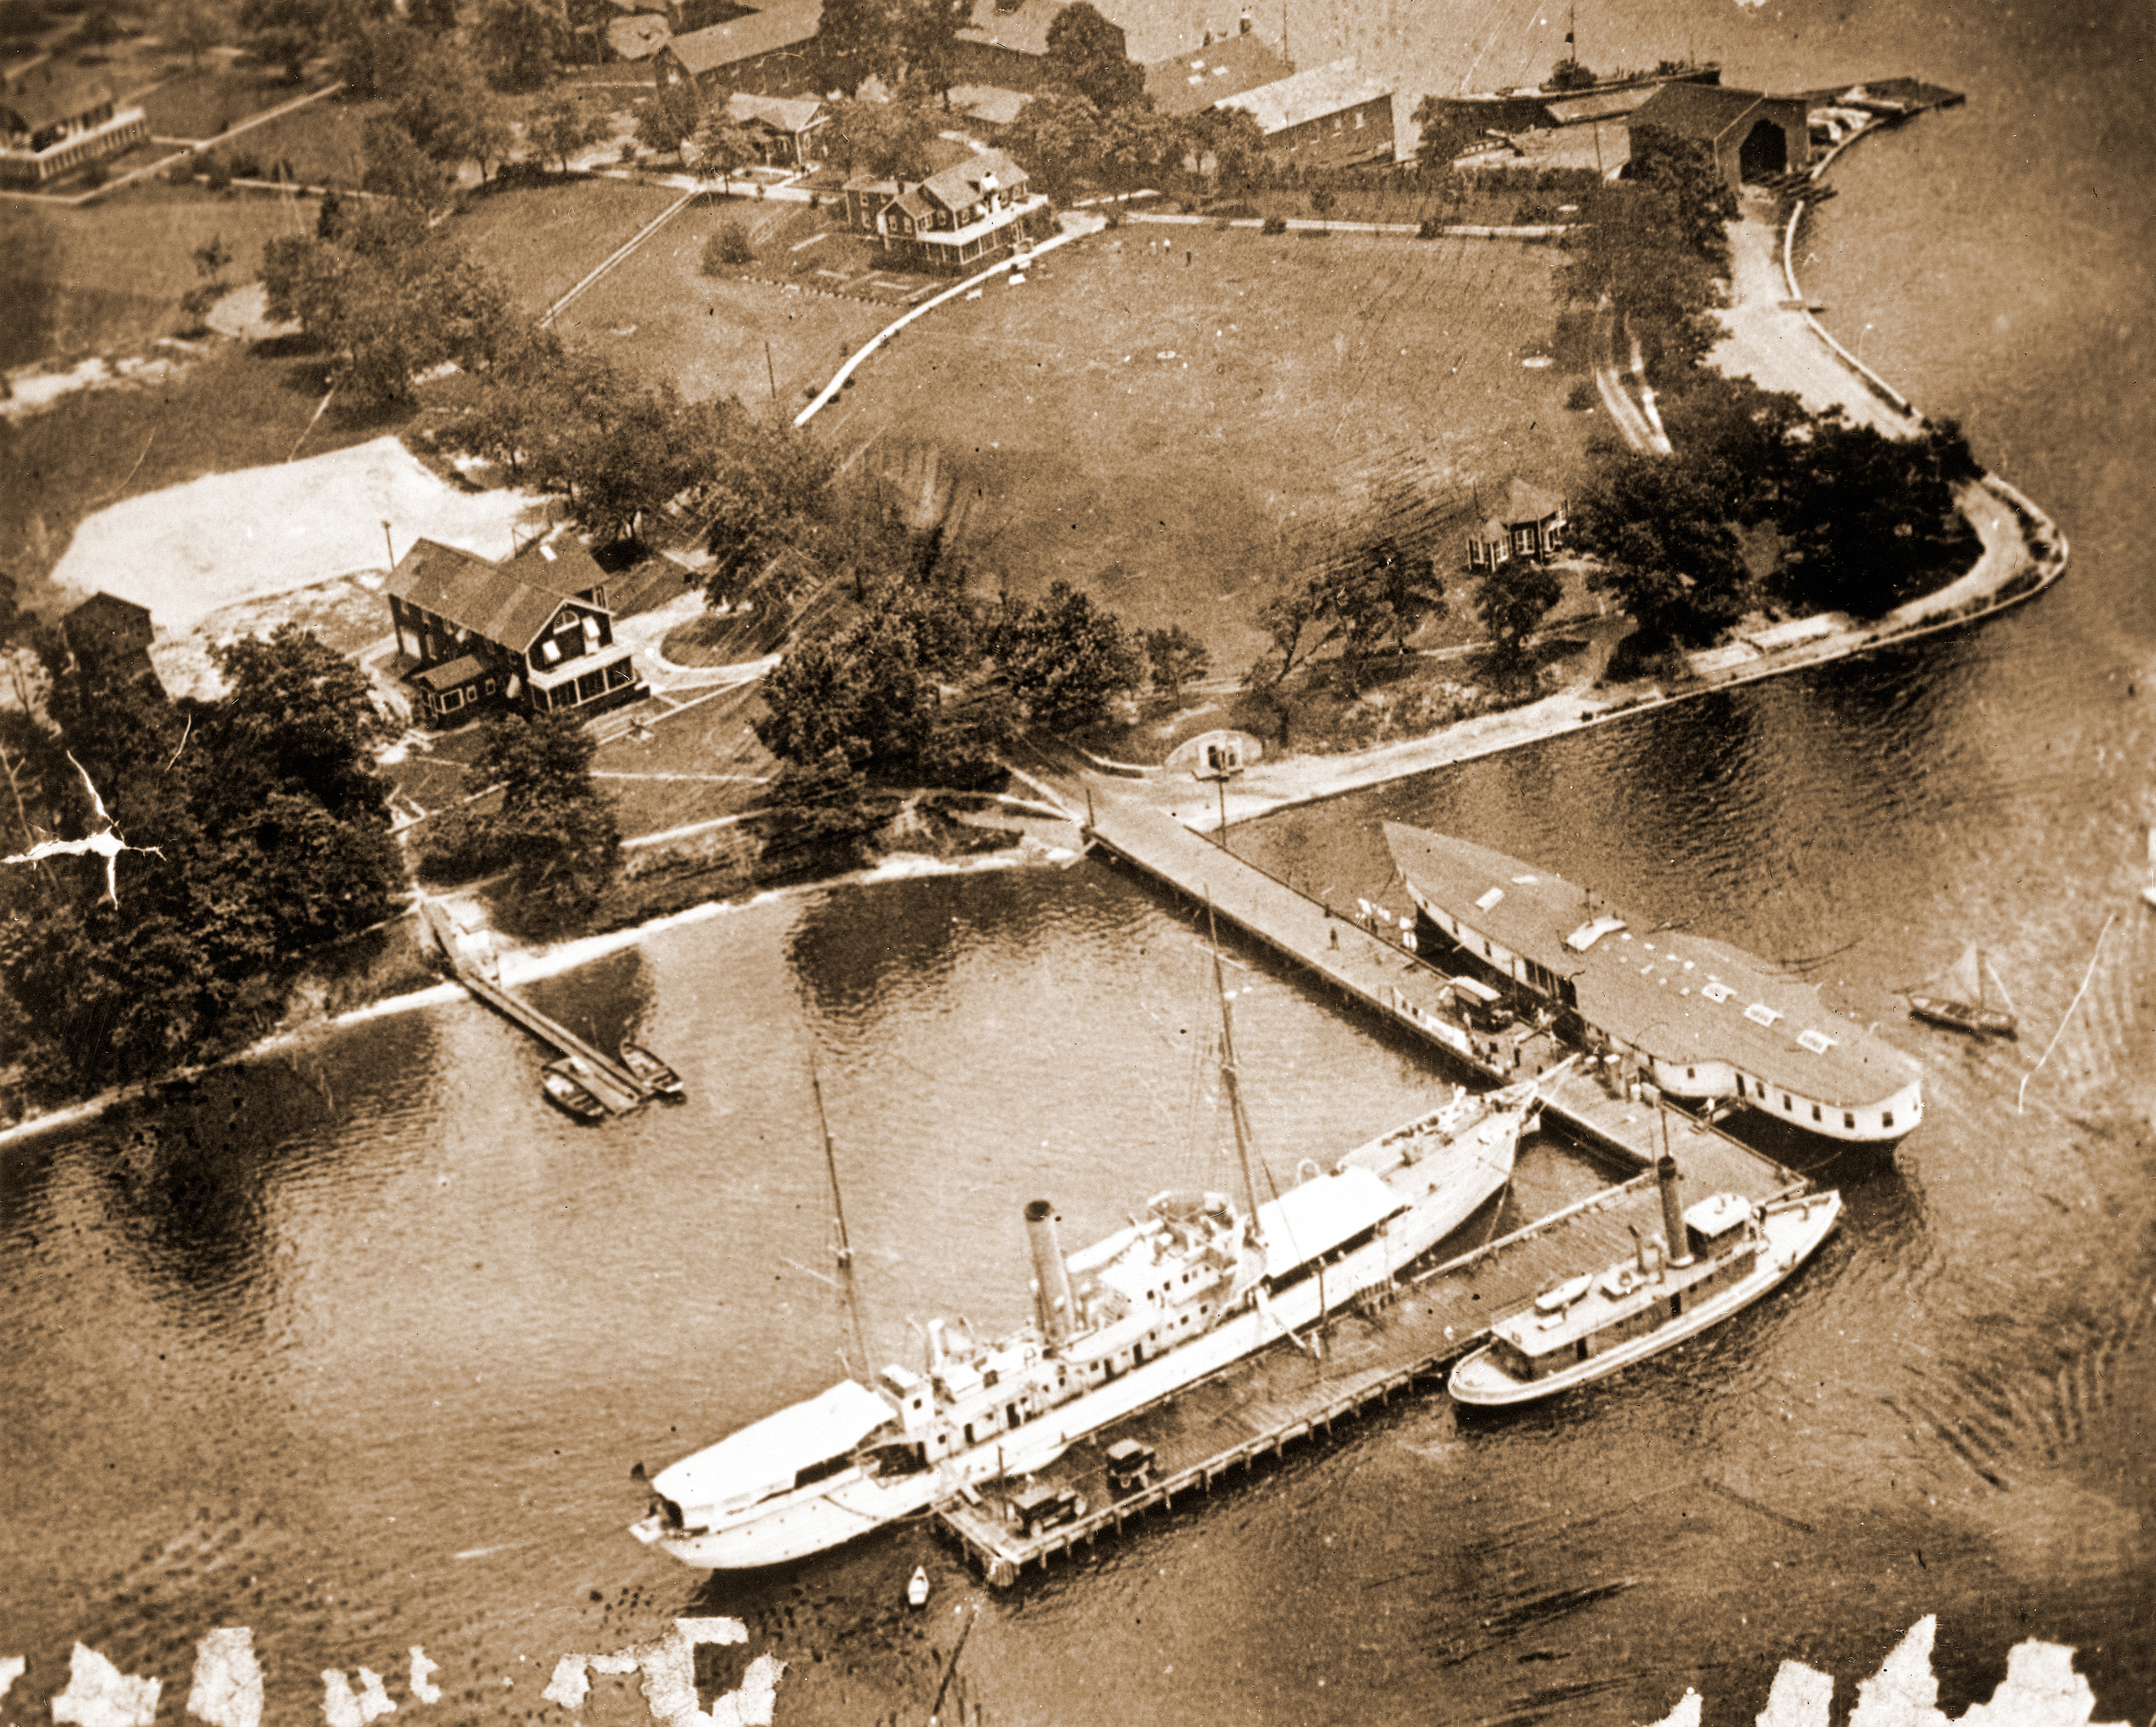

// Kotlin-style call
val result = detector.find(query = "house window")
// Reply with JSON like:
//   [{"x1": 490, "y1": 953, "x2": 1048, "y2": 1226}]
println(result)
[
  {"x1": 1811, "y1": 1102, "x2": 1821, "y2": 1121},
  {"x1": 484, "y1": 678, "x2": 498, "y2": 696},
  {"x1": 1354, "y1": 111, "x2": 1365, "y2": 127},
  {"x1": 1881, "y1": 1113, "x2": 1894, "y2": 1130},
  {"x1": 440, "y1": 688, "x2": 465, "y2": 713},
  {"x1": 1332, "y1": 114, "x2": 1342, "y2": 130},
  {"x1": 576, "y1": 668, "x2": 606, "y2": 704},
  {"x1": 1844, "y1": 1112, "x2": 1856, "y2": 1130},
  {"x1": 1782, "y1": 1092, "x2": 1792, "y2": 1111}
]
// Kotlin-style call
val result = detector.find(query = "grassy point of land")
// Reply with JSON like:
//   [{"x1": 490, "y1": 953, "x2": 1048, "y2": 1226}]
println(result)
[
  {"x1": 548, "y1": 194, "x2": 893, "y2": 407},
  {"x1": 834, "y1": 226, "x2": 1591, "y2": 672},
  {"x1": 138, "y1": 63, "x2": 312, "y2": 140}
]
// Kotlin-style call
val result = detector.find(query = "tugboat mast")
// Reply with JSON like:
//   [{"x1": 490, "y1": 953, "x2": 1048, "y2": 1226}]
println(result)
[{"x1": 809, "y1": 1051, "x2": 871, "y2": 1375}]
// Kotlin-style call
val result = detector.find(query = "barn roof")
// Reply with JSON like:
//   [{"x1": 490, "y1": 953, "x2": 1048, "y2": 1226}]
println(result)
[
  {"x1": 664, "y1": 0, "x2": 821, "y2": 74},
  {"x1": 918, "y1": 147, "x2": 1023, "y2": 209},
  {"x1": 1212, "y1": 56, "x2": 1388, "y2": 135},
  {"x1": 1142, "y1": 32, "x2": 1293, "y2": 117}
]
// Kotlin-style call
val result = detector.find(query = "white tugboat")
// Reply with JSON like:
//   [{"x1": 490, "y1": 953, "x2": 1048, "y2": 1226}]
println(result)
[
  {"x1": 1448, "y1": 1153, "x2": 1842, "y2": 1407},
  {"x1": 630, "y1": 958, "x2": 1567, "y2": 1572}
]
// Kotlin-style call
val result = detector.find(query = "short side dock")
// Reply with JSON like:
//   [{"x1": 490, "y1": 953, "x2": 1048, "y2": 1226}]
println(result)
[
  {"x1": 420, "y1": 902, "x2": 653, "y2": 1113},
  {"x1": 936, "y1": 1153, "x2": 1800, "y2": 1587},
  {"x1": 1082, "y1": 798, "x2": 1795, "y2": 1194}
]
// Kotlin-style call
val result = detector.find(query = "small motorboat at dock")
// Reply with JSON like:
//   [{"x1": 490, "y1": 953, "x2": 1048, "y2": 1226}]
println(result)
[
  {"x1": 542, "y1": 1057, "x2": 610, "y2": 1124},
  {"x1": 1448, "y1": 1153, "x2": 1841, "y2": 1407},
  {"x1": 620, "y1": 1041, "x2": 686, "y2": 1102}
]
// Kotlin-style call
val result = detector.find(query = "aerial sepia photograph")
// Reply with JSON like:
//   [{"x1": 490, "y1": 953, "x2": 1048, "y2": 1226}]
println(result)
[{"x1": 1, "y1": 0, "x2": 2150, "y2": 1716}]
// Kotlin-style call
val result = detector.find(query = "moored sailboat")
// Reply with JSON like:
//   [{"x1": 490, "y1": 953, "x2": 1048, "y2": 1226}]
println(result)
[
  {"x1": 1902, "y1": 941, "x2": 2019, "y2": 1039},
  {"x1": 629, "y1": 962, "x2": 1566, "y2": 1572}
]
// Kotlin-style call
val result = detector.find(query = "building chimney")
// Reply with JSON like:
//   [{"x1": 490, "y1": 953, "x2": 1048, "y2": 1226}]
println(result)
[
  {"x1": 1657, "y1": 1153, "x2": 1694, "y2": 1266},
  {"x1": 1025, "y1": 1199, "x2": 1077, "y2": 1346}
]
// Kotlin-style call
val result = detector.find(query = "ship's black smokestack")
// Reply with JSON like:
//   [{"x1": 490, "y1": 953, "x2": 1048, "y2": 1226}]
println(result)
[
  {"x1": 1025, "y1": 1199, "x2": 1077, "y2": 1346},
  {"x1": 1657, "y1": 1153, "x2": 1694, "y2": 1266}
]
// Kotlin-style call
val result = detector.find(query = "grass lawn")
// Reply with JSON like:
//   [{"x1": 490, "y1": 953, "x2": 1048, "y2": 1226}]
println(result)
[
  {"x1": 199, "y1": 93, "x2": 374, "y2": 188},
  {"x1": 548, "y1": 193, "x2": 890, "y2": 408},
  {"x1": 451, "y1": 175, "x2": 691, "y2": 314},
  {"x1": 0, "y1": 183, "x2": 315, "y2": 369},
  {"x1": 829, "y1": 225, "x2": 1593, "y2": 677},
  {"x1": 589, "y1": 681, "x2": 775, "y2": 838},
  {"x1": 1166, "y1": 176, "x2": 1588, "y2": 231},
  {"x1": 0, "y1": 344, "x2": 410, "y2": 597},
  {"x1": 139, "y1": 64, "x2": 313, "y2": 139}
]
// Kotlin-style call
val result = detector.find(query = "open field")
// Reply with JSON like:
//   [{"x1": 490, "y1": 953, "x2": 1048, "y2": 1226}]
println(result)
[
  {"x1": 1152, "y1": 172, "x2": 1593, "y2": 231},
  {"x1": 828, "y1": 226, "x2": 1593, "y2": 672},
  {"x1": 0, "y1": 346, "x2": 410, "y2": 597},
  {"x1": 451, "y1": 175, "x2": 690, "y2": 313},
  {"x1": 0, "y1": 183, "x2": 306, "y2": 367},
  {"x1": 198, "y1": 91, "x2": 374, "y2": 187},
  {"x1": 139, "y1": 63, "x2": 310, "y2": 139},
  {"x1": 548, "y1": 193, "x2": 891, "y2": 407}
]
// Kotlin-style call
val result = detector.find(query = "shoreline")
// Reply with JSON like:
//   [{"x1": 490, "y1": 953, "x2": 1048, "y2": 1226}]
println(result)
[{"x1": 0, "y1": 99, "x2": 2068, "y2": 1146}]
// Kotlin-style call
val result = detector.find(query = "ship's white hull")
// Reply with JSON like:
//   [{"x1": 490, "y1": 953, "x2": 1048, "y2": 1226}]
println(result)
[
  {"x1": 633, "y1": 1115, "x2": 1521, "y2": 1570},
  {"x1": 1447, "y1": 1192, "x2": 1842, "y2": 1408}
]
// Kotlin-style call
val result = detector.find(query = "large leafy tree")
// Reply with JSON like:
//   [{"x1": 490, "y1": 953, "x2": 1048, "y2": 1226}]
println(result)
[
  {"x1": 528, "y1": 94, "x2": 603, "y2": 171},
  {"x1": 1475, "y1": 557, "x2": 1565, "y2": 688},
  {"x1": 473, "y1": 0, "x2": 568, "y2": 90},
  {"x1": 467, "y1": 712, "x2": 621, "y2": 909},
  {"x1": 821, "y1": 96, "x2": 936, "y2": 179},
  {"x1": 1775, "y1": 420, "x2": 1978, "y2": 617},
  {"x1": 160, "y1": 0, "x2": 230, "y2": 72},
  {"x1": 811, "y1": 0, "x2": 896, "y2": 96},
  {"x1": 1044, "y1": 1, "x2": 1141, "y2": 111},
  {"x1": 1185, "y1": 102, "x2": 1265, "y2": 187},
  {"x1": 1000, "y1": 91, "x2": 1104, "y2": 195},
  {"x1": 987, "y1": 580, "x2": 1142, "y2": 729},
  {"x1": 1571, "y1": 450, "x2": 1753, "y2": 650},
  {"x1": 894, "y1": 0, "x2": 967, "y2": 104},
  {"x1": 238, "y1": 0, "x2": 324, "y2": 80}
]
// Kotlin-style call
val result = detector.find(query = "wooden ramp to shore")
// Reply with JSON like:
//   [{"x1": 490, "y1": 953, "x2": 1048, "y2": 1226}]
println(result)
[
  {"x1": 418, "y1": 903, "x2": 653, "y2": 1115},
  {"x1": 936, "y1": 1151, "x2": 1801, "y2": 1588},
  {"x1": 1081, "y1": 797, "x2": 1798, "y2": 1192}
]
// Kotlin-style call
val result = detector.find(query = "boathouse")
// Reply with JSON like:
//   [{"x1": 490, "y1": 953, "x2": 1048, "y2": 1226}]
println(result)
[
  {"x1": 1625, "y1": 80, "x2": 1810, "y2": 195},
  {"x1": 1383, "y1": 823, "x2": 1922, "y2": 1144},
  {"x1": 384, "y1": 537, "x2": 647, "y2": 727}
]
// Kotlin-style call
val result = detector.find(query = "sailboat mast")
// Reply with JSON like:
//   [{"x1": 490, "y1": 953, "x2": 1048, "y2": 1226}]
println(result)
[
  {"x1": 1207, "y1": 902, "x2": 1265, "y2": 1230},
  {"x1": 809, "y1": 1053, "x2": 871, "y2": 1375}
]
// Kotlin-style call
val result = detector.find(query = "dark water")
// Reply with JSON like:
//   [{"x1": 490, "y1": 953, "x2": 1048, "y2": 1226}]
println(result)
[{"x1": 8, "y1": 0, "x2": 2156, "y2": 1719}]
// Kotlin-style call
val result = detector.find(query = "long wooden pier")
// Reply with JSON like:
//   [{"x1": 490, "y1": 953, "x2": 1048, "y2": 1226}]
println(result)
[
  {"x1": 936, "y1": 1147, "x2": 1804, "y2": 1587},
  {"x1": 923, "y1": 797, "x2": 1818, "y2": 1588},
  {"x1": 1081, "y1": 797, "x2": 1796, "y2": 1192},
  {"x1": 420, "y1": 902, "x2": 652, "y2": 1114}
]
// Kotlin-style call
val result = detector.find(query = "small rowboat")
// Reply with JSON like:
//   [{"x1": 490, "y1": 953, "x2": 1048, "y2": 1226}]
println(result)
[
  {"x1": 620, "y1": 1041, "x2": 686, "y2": 1102},
  {"x1": 906, "y1": 1566, "x2": 930, "y2": 1608},
  {"x1": 542, "y1": 1058, "x2": 608, "y2": 1124}
]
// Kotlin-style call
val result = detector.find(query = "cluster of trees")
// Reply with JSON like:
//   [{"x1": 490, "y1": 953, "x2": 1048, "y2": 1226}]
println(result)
[
  {"x1": 1003, "y1": 93, "x2": 1266, "y2": 197},
  {"x1": 415, "y1": 713, "x2": 621, "y2": 914},
  {"x1": 0, "y1": 626, "x2": 402, "y2": 1097},
  {"x1": 809, "y1": 0, "x2": 1138, "y2": 108},
  {"x1": 233, "y1": 0, "x2": 591, "y2": 91},
  {"x1": 1250, "y1": 530, "x2": 1450, "y2": 693},
  {"x1": 1572, "y1": 374, "x2": 1984, "y2": 650}
]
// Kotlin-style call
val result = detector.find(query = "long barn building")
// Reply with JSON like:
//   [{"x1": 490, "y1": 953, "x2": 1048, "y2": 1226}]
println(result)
[{"x1": 1383, "y1": 824, "x2": 1922, "y2": 1146}]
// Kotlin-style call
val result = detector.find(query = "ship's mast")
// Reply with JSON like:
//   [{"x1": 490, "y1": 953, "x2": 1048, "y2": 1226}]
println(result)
[
  {"x1": 809, "y1": 1051, "x2": 871, "y2": 1376},
  {"x1": 1207, "y1": 901, "x2": 1265, "y2": 1235}
]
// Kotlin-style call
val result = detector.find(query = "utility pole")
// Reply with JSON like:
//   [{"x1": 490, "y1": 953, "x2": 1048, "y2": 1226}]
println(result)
[{"x1": 765, "y1": 339, "x2": 778, "y2": 402}]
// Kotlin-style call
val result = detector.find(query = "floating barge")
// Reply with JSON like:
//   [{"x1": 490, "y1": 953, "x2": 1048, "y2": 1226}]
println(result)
[{"x1": 936, "y1": 1138, "x2": 1803, "y2": 1587}]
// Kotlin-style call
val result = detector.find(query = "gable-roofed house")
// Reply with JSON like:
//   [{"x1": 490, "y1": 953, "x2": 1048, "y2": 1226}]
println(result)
[
  {"x1": 385, "y1": 537, "x2": 648, "y2": 727},
  {"x1": 1625, "y1": 80, "x2": 1810, "y2": 194},
  {"x1": 842, "y1": 147, "x2": 1045, "y2": 271},
  {"x1": 722, "y1": 91, "x2": 828, "y2": 162},
  {"x1": 1, "y1": 62, "x2": 149, "y2": 185},
  {"x1": 949, "y1": 0, "x2": 1070, "y2": 93},
  {"x1": 1211, "y1": 56, "x2": 1393, "y2": 167},
  {"x1": 653, "y1": 0, "x2": 822, "y2": 99},
  {"x1": 1141, "y1": 31, "x2": 1291, "y2": 119},
  {"x1": 1465, "y1": 480, "x2": 1567, "y2": 571}
]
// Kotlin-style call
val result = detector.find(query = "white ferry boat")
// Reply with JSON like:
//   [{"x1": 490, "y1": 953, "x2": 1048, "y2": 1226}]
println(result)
[
  {"x1": 1448, "y1": 1160, "x2": 1842, "y2": 1407},
  {"x1": 630, "y1": 1055, "x2": 1562, "y2": 1572}
]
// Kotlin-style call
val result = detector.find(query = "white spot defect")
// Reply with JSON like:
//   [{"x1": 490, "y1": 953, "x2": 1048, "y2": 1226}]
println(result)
[
  {"x1": 52, "y1": 1644, "x2": 160, "y2": 1727},
  {"x1": 185, "y1": 1629, "x2": 263, "y2": 1727}
]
